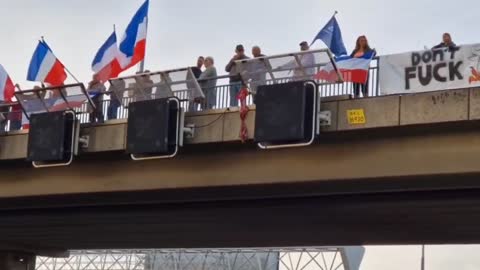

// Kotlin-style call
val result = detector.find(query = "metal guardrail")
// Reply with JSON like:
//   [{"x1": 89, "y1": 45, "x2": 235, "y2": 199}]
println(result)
[{"x1": 0, "y1": 58, "x2": 379, "y2": 132}]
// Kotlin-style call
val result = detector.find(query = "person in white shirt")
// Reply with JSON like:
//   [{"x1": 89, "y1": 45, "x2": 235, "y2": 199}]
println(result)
[
  {"x1": 280, "y1": 41, "x2": 316, "y2": 80},
  {"x1": 298, "y1": 41, "x2": 316, "y2": 77}
]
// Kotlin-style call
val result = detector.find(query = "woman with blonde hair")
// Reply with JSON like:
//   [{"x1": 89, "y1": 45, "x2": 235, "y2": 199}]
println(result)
[{"x1": 351, "y1": 35, "x2": 376, "y2": 98}]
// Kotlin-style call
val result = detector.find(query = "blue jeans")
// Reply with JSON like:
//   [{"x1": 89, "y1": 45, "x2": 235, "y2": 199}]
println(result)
[
  {"x1": 90, "y1": 95, "x2": 105, "y2": 123},
  {"x1": 229, "y1": 82, "x2": 242, "y2": 107},
  {"x1": 107, "y1": 99, "x2": 121, "y2": 120},
  {"x1": 10, "y1": 117, "x2": 22, "y2": 131},
  {"x1": 201, "y1": 88, "x2": 217, "y2": 110}
]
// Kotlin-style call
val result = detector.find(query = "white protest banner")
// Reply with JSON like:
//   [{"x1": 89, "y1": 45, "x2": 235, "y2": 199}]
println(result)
[{"x1": 379, "y1": 43, "x2": 480, "y2": 95}]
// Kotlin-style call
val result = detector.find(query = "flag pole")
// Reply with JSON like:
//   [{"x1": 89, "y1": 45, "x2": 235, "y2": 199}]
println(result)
[
  {"x1": 138, "y1": 15, "x2": 148, "y2": 73},
  {"x1": 310, "y1": 11, "x2": 340, "y2": 47},
  {"x1": 41, "y1": 36, "x2": 80, "y2": 84},
  {"x1": 64, "y1": 66, "x2": 80, "y2": 84},
  {"x1": 421, "y1": 245, "x2": 425, "y2": 270}
]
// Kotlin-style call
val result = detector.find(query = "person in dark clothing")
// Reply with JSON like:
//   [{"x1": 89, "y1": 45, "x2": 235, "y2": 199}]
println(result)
[
  {"x1": 9, "y1": 103, "x2": 23, "y2": 131},
  {"x1": 87, "y1": 74, "x2": 106, "y2": 124},
  {"x1": 187, "y1": 57, "x2": 205, "y2": 112},
  {"x1": 0, "y1": 101, "x2": 8, "y2": 132},
  {"x1": 433, "y1": 33, "x2": 457, "y2": 51},
  {"x1": 107, "y1": 94, "x2": 121, "y2": 120},
  {"x1": 192, "y1": 56, "x2": 204, "y2": 79},
  {"x1": 350, "y1": 35, "x2": 376, "y2": 98},
  {"x1": 225, "y1": 44, "x2": 249, "y2": 107}
]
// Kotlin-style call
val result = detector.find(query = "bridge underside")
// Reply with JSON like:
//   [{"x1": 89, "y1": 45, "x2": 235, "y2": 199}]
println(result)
[
  {"x1": 2, "y1": 125, "x2": 480, "y2": 252},
  {"x1": 1, "y1": 181, "x2": 480, "y2": 252}
]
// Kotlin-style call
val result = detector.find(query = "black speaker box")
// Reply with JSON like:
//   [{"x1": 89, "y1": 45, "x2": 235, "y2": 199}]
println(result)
[
  {"x1": 127, "y1": 98, "x2": 179, "y2": 155},
  {"x1": 27, "y1": 111, "x2": 74, "y2": 162},
  {"x1": 255, "y1": 81, "x2": 315, "y2": 144}
]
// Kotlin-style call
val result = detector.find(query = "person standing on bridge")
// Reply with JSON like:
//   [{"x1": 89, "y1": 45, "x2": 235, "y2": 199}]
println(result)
[
  {"x1": 433, "y1": 33, "x2": 457, "y2": 51},
  {"x1": 298, "y1": 41, "x2": 316, "y2": 78},
  {"x1": 0, "y1": 101, "x2": 8, "y2": 133},
  {"x1": 188, "y1": 56, "x2": 204, "y2": 112},
  {"x1": 107, "y1": 79, "x2": 124, "y2": 120},
  {"x1": 87, "y1": 74, "x2": 106, "y2": 124},
  {"x1": 249, "y1": 46, "x2": 267, "y2": 102},
  {"x1": 192, "y1": 56, "x2": 204, "y2": 79},
  {"x1": 351, "y1": 35, "x2": 376, "y2": 98},
  {"x1": 198, "y1": 57, "x2": 218, "y2": 110},
  {"x1": 279, "y1": 42, "x2": 315, "y2": 80},
  {"x1": 225, "y1": 44, "x2": 249, "y2": 107},
  {"x1": 135, "y1": 70, "x2": 154, "y2": 100}
]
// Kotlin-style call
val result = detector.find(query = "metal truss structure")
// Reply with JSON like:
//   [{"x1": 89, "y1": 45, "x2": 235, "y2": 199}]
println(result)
[{"x1": 35, "y1": 247, "x2": 364, "y2": 270}]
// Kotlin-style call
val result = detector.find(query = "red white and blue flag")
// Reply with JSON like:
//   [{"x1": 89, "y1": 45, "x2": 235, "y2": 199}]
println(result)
[
  {"x1": 92, "y1": 31, "x2": 122, "y2": 83},
  {"x1": 118, "y1": 0, "x2": 149, "y2": 70},
  {"x1": 50, "y1": 95, "x2": 89, "y2": 112},
  {"x1": 316, "y1": 51, "x2": 375, "y2": 84},
  {"x1": 0, "y1": 64, "x2": 15, "y2": 102},
  {"x1": 27, "y1": 41, "x2": 67, "y2": 86}
]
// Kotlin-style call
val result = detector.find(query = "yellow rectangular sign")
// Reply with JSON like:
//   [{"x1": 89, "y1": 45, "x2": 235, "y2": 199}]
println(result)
[{"x1": 347, "y1": 109, "x2": 366, "y2": 125}]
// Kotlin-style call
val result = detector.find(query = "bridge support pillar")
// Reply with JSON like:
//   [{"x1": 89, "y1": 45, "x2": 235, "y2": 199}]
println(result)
[{"x1": 0, "y1": 252, "x2": 36, "y2": 270}]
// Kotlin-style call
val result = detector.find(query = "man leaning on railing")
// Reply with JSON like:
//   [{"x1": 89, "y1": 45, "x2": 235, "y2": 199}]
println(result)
[{"x1": 226, "y1": 44, "x2": 250, "y2": 107}]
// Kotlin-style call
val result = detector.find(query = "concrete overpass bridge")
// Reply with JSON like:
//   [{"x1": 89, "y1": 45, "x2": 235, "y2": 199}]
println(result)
[{"x1": 1, "y1": 87, "x2": 480, "y2": 265}]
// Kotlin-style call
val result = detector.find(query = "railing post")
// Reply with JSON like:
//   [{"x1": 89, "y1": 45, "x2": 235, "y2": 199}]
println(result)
[{"x1": 375, "y1": 57, "x2": 381, "y2": 96}]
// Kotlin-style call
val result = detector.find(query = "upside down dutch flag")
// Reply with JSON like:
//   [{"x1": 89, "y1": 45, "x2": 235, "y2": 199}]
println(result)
[
  {"x1": 27, "y1": 41, "x2": 67, "y2": 86},
  {"x1": 118, "y1": 0, "x2": 149, "y2": 70},
  {"x1": 92, "y1": 31, "x2": 122, "y2": 83},
  {"x1": 0, "y1": 64, "x2": 15, "y2": 102},
  {"x1": 316, "y1": 51, "x2": 375, "y2": 84},
  {"x1": 50, "y1": 95, "x2": 90, "y2": 112}
]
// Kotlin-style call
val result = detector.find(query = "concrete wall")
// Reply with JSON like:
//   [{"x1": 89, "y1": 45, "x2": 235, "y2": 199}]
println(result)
[
  {"x1": 0, "y1": 132, "x2": 28, "y2": 160},
  {"x1": 400, "y1": 89, "x2": 470, "y2": 125},
  {"x1": 81, "y1": 121, "x2": 127, "y2": 153},
  {"x1": 469, "y1": 87, "x2": 480, "y2": 120},
  {"x1": 185, "y1": 110, "x2": 224, "y2": 144},
  {"x1": 3, "y1": 129, "x2": 480, "y2": 197},
  {"x1": 2, "y1": 87, "x2": 480, "y2": 160},
  {"x1": 320, "y1": 101, "x2": 338, "y2": 132},
  {"x1": 337, "y1": 96, "x2": 400, "y2": 130}
]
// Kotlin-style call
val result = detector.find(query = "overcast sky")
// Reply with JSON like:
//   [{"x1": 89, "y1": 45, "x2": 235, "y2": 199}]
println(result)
[
  {"x1": 1, "y1": 0, "x2": 478, "y2": 88},
  {"x1": 2, "y1": 1, "x2": 480, "y2": 268},
  {"x1": 361, "y1": 245, "x2": 480, "y2": 270}
]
